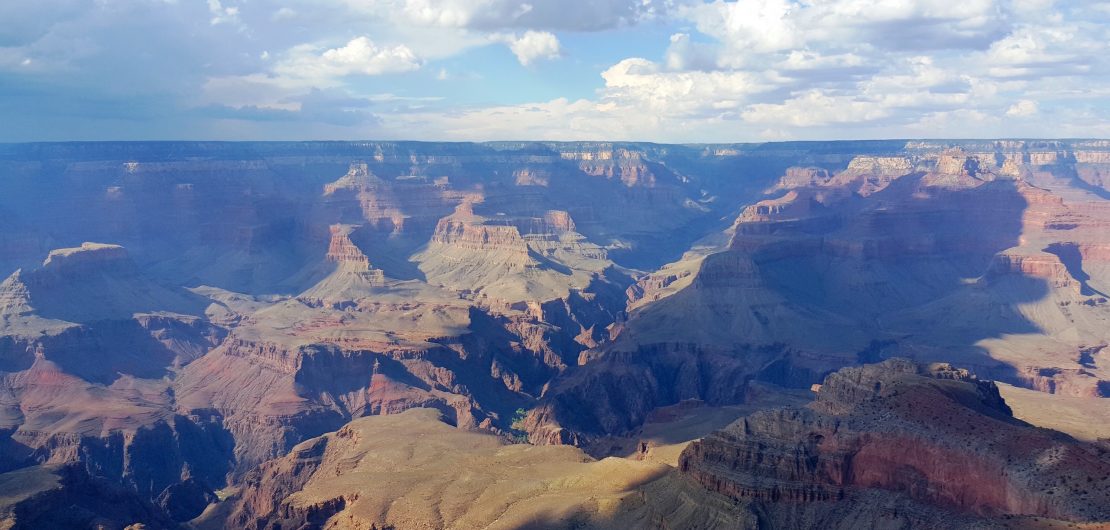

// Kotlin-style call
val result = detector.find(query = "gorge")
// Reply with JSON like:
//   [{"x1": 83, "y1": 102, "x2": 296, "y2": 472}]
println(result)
[{"x1": 0, "y1": 140, "x2": 1108, "y2": 529}]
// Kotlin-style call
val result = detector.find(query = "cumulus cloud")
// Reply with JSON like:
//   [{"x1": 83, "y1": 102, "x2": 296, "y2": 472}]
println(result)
[
  {"x1": 199, "y1": 36, "x2": 423, "y2": 121},
  {"x1": 683, "y1": 0, "x2": 800, "y2": 59},
  {"x1": 497, "y1": 30, "x2": 561, "y2": 66},
  {"x1": 600, "y1": 58, "x2": 768, "y2": 118},
  {"x1": 274, "y1": 37, "x2": 422, "y2": 81},
  {"x1": 678, "y1": 0, "x2": 1014, "y2": 69},
  {"x1": 908, "y1": 108, "x2": 998, "y2": 135},
  {"x1": 799, "y1": 0, "x2": 1010, "y2": 50},
  {"x1": 1006, "y1": 99, "x2": 1038, "y2": 117},
  {"x1": 984, "y1": 25, "x2": 1097, "y2": 78}
]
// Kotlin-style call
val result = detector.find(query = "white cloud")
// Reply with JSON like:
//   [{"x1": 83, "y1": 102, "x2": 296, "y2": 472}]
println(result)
[
  {"x1": 984, "y1": 25, "x2": 1096, "y2": 78},
  {"x1": 273, "y1": 37, "x2": 422, "y2": 81},
  {"x1": 201, "y1": 36, "x2": 423, "y2": 112},
  {"x1": 681, "y1": 0, "x2": 799, "y2": 64},
  {"x1": 600, "y1": 58, "x2": 768, "y2": 117},
  {"x1": 1006, "y1": 99, "x2": 1038, "y2": 117},
  {"x1": 908, "y1": 108, "x2": 998, "y2": 134},
  {"x1": 499, "y1": 30, "x2": 561, "y2": 66},
  {"x1": 678, "y1": 0, "x2": 1013, "y2": 70},
  {"x1": 207, "y1": 0, "x2": 239, "y2": 25}
]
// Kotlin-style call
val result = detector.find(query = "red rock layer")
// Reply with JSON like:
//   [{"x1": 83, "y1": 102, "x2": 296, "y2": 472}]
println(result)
[
  {"x1": 430, "y1": 217, "x2": 531, "y2": 255},
  {"x1": 679, "y1": 360, "x2": 1110, "y2": 523},
  {"x1": 325, "y1": 225, "x2": 371, "y2": 267}
]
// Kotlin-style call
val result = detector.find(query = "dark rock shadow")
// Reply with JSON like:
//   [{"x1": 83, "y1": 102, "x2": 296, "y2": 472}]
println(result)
[
  {"x1": 1046, "y1": 242, "x2": 1108, "y2": 297},
  {"x1": 43, "y1": 317, "x2": 223, "y2": 385},
  {"x1": 530, "y1": 173, "x2": 1050, "y2": 444}
]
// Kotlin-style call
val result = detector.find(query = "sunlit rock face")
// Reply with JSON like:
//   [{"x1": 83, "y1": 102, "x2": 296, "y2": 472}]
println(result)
[
  {"x1": 0, "y1": 139, "x2": 1109, "y2": 528},
  {"x1": 680, "y1": 359, "x2": 1110, "y2": 527}
]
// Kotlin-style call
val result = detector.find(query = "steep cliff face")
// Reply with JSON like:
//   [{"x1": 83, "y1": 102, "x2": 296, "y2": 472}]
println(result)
[
  {"x1": 324, "y1": 224, "x2": 373, "y2": 267},
  {"x1": 0, "y1": 243, "x2": 222, "y2": 382},
  {"x1": 679, "y1": 360, "x2": 1110, "y2": 528}
]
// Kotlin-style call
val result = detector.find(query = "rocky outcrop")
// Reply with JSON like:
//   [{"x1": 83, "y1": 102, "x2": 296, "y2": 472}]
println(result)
[
  {"x1": 985, "y1": 250, "x2": 1080, "y2": 289},
  {"x1": 300, "y1": 224, "x2": 387, "y2": 303},
  {"x1": 679, "y1": 360, "x2": 1110, "y2": 527},
  {"x1": 325, "y1": 224, "x2": 371, "y2": 267},
  {"x1": 738, "y1": 190, "x2": 819, "y2": 223},
  {"x1": 427, "y1": 203, "x2": 534, "y2": 257},
  {"x1": 39, "y1": 242, "x2": 129, "y2": 274}
]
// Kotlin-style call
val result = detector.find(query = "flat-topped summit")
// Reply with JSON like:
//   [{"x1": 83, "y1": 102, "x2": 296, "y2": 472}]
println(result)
[
  {"x1": 1, "y1": 243, "x2": 206, "y2": 324},
  {"x1": 41, "y1": 242, "x2": 128, "y2": 270}
]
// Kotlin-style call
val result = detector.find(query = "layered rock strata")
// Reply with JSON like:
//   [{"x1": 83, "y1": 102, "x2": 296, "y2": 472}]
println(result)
[{"x1": 680, "y1": 360, "x2": 1110, "y2": 527}]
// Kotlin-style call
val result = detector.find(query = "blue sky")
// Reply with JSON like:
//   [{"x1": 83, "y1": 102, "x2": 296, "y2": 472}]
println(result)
[{"x1": 1, "y1": 0, "x2": 1107, "y2": 142}]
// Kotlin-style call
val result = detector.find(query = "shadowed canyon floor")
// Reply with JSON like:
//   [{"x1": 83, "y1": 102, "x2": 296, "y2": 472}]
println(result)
[{"x1": 0, "y1": 140, "x2": 1108, "y2": 528}]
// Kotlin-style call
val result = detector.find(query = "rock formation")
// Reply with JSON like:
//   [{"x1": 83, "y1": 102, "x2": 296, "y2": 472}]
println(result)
[{"x1": 679, "y1": 359, "x2": 1110, "y2": 528}]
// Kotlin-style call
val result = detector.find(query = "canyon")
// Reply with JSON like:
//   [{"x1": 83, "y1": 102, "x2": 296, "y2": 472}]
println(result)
[{"x1": 0, "y1": 140, "x2": 1107, "y2": 529}]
